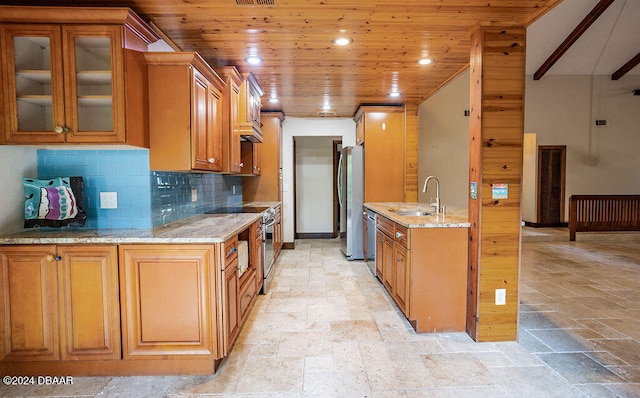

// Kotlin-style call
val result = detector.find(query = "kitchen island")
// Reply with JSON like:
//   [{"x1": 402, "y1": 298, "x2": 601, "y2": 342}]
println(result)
[
  {"x1": 364, "y1": 202, "x2": 470, "y2": 333},
  {"x1": 0, "y1": 202, "x2": 278, "y2": 376}
]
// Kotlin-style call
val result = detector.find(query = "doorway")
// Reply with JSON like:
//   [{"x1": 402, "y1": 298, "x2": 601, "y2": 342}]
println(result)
[{"x1": 537, "y1": 145, "x2": 566, "y2": 226}]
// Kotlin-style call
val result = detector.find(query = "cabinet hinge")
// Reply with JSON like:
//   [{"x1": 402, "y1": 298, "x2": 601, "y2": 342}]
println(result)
[{"x1": 474, "y1": 315, "x2": 480, "y2": 323}]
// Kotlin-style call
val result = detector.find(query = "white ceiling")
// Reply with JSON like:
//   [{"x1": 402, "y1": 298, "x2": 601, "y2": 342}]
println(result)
[{"x1": 527, "y1": 0, "x2": 640, "y2": 77}]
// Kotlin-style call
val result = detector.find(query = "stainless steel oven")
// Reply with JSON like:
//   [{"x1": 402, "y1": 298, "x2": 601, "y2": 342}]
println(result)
[{"x1": 261, "y1": 208, "x2": 277, "y2": 294}]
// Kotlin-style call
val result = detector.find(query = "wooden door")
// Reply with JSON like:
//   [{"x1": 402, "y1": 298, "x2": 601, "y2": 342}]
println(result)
[
  {"x1": 223, "y1": 257, "x2": 239, "y2": 352},
  {"x1": 382, "y1": 234, "x2": 394, "y2": 292},
  {"x1": 537, "y1": 146, "x2": 566, "y2": 226},
  {"x1": 230, "y1": 81, "x2": 242, "y2": 172},
  {"x1": 375, "y1": 229, "x2": 384, "y2": 278},
  {"x1": 0, "y1": 25, "x2": 66, "y2": 143},
  {"x1": 192, "y1": 69, "x2": 214, "y2": 171},
  {"x1": 119, "y1": 245, "x2": 218, "y2": 359},
  {"x1": 57, "y1": 245, "x2": 120, "y2": 360},
  {"x1": 0, "y1": 245, "x2": 59, "y2": 361},
  {"x1": 393, "y1": 244, "x2": 409, "y2": 316},
  {"x1": 254, "y1": 222, "x2": 264, "y2": 293},
  {"x1": 63, "y1": 25, "x2": 125, "y2": 143}
]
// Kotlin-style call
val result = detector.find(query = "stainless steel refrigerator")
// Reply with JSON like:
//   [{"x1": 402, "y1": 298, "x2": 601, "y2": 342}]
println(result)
[{"x1": 338, "y1": 145, "x2": 364, "y2": 260}]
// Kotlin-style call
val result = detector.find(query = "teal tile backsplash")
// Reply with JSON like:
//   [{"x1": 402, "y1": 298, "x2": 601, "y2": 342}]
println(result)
[
  {"x1": 37, "y1": 149, "x2": 241, "y2": 229},
  {"x1": 38, "y1": 149, "x2": 152, "y2": 229}
]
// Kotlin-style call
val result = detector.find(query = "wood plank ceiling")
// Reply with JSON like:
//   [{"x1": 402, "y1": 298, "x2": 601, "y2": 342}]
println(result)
[{"x1": 7, "y1": 0, "x2": 563, "y2": 117}]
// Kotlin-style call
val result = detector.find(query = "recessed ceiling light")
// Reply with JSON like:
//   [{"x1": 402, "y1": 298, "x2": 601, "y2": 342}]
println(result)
[
  {"x1": 244, "y1": 55, "x2": 263, "y2": 65},
  {"x1": 322, "y1": 104, "x2": 332, "y2": 110},
  {"x1": 332, "y1": 37, "x2": 353, "y2": 46},
  {"x1": 417, "y1": 58, "x2": 433, "y2": 65},
  {"x1": 389, "y1": 91, "x2": 401, "y2": 98},
  {"x1": 269, "y1": 97, "x2": 279, "y2": 103}
]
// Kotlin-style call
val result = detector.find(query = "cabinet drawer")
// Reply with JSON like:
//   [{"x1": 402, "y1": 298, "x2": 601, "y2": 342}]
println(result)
[
  {"x1": 394, "y1": 224, "x2": 409, "y2": 249},
  {"x1": 239, "y1": 271, "x2": 257, "y2": 321},
  {"x1": 376, "y1": 215, "x2": 395, "y2": 237},
  {"x1": 224, "y1": 236, "x2": 238, "y2": 268}
]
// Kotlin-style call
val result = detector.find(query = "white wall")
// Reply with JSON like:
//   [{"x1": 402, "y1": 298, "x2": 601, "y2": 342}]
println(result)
[
  {"x1": 417, "y1": 70, "x2": 640, "y2": 223},
  {"x1": 524, "y1": 74, "x2": 640, "y2": 222},
  {"x1": 418, "y1": 70, "x2": 470, "y2": 209},
  {"x1": 282, "y1": 117, "x2": 355, "y2": 243},
  {"x1": 0, "y1": 146, "x2": 38, "y2": 234},
  {"x1": 295, "y1": 136, "x2": 337, "y2": 234}
]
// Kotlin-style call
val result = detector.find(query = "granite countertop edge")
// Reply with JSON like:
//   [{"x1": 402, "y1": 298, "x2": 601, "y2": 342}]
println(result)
[
  {"x1": 364, "y1": 202, "x2": 471, "y2": 228},
  {"x1": 0, "y1": 202, "x2": 280, "y2": 245}
]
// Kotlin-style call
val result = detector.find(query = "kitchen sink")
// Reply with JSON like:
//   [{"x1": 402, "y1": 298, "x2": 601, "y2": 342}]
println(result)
[{"x1": 390, "y1": 210, "x2": 433, "y2": 216}]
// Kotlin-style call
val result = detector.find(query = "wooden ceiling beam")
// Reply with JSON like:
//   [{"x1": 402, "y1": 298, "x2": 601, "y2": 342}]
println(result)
[
  {"x1": 533, "y1": 0, "x2": 615, "y2": 80},
  {"x1": 612, "y1": 52, "x2": 640, "y2": 80}
]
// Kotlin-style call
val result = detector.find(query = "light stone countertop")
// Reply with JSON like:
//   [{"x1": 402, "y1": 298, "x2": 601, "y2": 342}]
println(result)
[
  {"x1": 0, "y1": 202, "x2": 280, "y2": 245},
  {"x1": 364, "y1": 202, "x2": 470, "y2": 228}
]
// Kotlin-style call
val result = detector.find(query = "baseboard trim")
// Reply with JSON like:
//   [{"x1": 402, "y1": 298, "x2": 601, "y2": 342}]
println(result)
[
  {"x1": 294, "y1": 233, "x2": 336, "y2": 239},
  {"x1": 282, "y1": 242, "x2": 295, "y2": 250},
  {"x1": 524, "y1": 221, "x2": 568, "y2": 228}
]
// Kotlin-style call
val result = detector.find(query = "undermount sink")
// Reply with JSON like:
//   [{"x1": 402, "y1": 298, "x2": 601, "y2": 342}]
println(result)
[{"x1": 390, "y1": 210, "x2": 433, "y2": 216}]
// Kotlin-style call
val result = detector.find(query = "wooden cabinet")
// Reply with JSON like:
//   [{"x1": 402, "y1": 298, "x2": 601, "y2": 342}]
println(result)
[
  {"x1": 374, "y1": 214, "x2": 467, "y2": 331},
  {"x1": 146, "y1": 52, "x2": 225, "y2": 172},
  {"x1": 240, "y1": 140, "x2": 261, "y2": 175},
  {"x1": 221, "y1": 236, "x2": 239, "y2": 354},
  {"x1": 217, "y1": 66, "x2": 244, "y2": 173},
  {"x1": 252, "y1": 219, "x2": 264, "y2": 293},
  {"x1": 0, "y1": 8, "x2": 158, "y2": 145},
  {"x1": 353, "y1": 106, "x2": 405, "y2": 202},
  {"x1": 243, "y1": 112, "x2": 284, "y2": 201},
  {"x1": 239, "y1": 73, "x2": 264, "y2": 143},
  {"x1": 119, "y1": 244, "x2": 219, "y2": 359},
  {"x1": 274, "y1": 204, "x2": 283, "y2": 259},
  {"x1": 0, "y1": 245, "x2": 119, "y2": 362}
]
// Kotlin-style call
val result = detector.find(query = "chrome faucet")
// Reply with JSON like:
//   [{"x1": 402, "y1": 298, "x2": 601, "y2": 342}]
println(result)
[{"x1": 422, "y1": 176, "x2": 441, "y2": 214}]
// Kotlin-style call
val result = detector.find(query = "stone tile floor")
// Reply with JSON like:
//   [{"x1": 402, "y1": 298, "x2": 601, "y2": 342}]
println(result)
[{"x1": 1, "y1": 231, "x2": 639, "y2": 397}]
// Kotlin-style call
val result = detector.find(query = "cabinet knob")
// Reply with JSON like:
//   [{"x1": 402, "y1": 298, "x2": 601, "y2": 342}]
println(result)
[
  {"x1": 54, "y1": 126, "x2": 70, "y2": 134},
  {"x1": 395, "y1": 232, "x2": 402, "y2": 239},
  {"x1": 46, "y1": 254, "x2": 61, "y2": 262},
  {"x1": 208, "y1": 158, "x2": 215, "y2": 163},
  {"x1": 239, "y1": 162, "x2": 244, "y2": 167}
]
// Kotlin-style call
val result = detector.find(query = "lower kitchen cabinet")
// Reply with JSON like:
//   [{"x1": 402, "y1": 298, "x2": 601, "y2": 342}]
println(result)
[
  {"x1": 222, "y1": 237, "x2": 240, "y2": 354},
  {"x1": 374, "y1": 215, "x2": 468, "y2": 332},
  {"x1": 119, "y1": 245, "x2": 219, "y2": 359},
  {"x1": 0, "y1": 245, "x2": 119, "y2": 362}
]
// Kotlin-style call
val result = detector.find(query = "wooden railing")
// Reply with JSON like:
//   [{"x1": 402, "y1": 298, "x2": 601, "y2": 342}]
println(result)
[{"x1": 569, "y1": 195, "x2": 640, "y2": 241}]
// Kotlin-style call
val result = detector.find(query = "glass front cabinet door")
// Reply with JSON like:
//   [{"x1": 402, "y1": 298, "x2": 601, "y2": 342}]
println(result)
[{"x1": 1, "y1": 24, "x2": 124, "y2": 144}]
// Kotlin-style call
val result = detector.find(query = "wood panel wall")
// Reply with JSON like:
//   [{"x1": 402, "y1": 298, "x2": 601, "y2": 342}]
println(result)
[
  {"x1": 467, "y1": 25, "x2": 525, "y2": 342},
  {"x1": 405, "y1": 103, "x2": 419, "y2": 202}
]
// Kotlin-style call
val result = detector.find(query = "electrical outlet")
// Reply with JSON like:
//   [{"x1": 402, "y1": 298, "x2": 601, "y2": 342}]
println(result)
[
  {"x1": 100, "y1": 192, "x2": 118, "y2": 209},
  {"x1": 495, "y1": 288, "x2": 506, "y2": 306},
  {"x1": 232, "y1": 185, "x2": 236, "y2": 195},
  {"x1": 191, "y1": 188, "x2": 198, "y2": 202}
]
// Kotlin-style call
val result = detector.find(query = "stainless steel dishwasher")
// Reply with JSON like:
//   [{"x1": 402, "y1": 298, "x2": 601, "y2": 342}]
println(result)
[{"x1": 366, "y1": 211, "x2": 376, "y2": 275}]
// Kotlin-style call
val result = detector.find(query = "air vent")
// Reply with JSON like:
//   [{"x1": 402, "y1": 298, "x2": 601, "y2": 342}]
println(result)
[
  {"x1": 235, "y1": 0, "x2": 277, "y2": 6},
  {"x1": 316, "y1": 110, "x2": 337, "y2": 117}
]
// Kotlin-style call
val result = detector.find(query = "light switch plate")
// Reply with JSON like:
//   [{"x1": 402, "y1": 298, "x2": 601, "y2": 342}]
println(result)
[
  {"x1": 495, "y1": 288, "x2": 506, "y2": 305},
  {"x1": 100, "y1": 192, "x2": 118, "y2": 209}
]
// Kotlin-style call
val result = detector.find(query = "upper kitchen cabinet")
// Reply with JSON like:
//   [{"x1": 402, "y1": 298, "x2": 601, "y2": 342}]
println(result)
[
  {"x1": 216, "y1": 66, "x2": 243, "y2": 174},
  {"x1": 243, "y1": 112, "x2": 284, "y2": 201},
  {"x1": 146, "y1": 52, "x2": 226, "y2": 172},
  {"x1": 354, "y1": 105, "x2": 406, "y2": 202},
  {"x1": 239, "y1": 73, "x2": 264, "y2": 143},
  {"x1": 0, "y1": 6, "x2": 159, "y2": 146}
]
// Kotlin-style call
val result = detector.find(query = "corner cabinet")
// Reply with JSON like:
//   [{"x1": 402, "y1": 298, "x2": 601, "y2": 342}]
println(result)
[
  {"x1": 354, "y1": 106, "x2": 405, "y2": 202},
  {"x1": 0, "y1": 7, "x2": 159, "y2": 145},
  {"x1": 0, "y1": 245, "x2": 120, "y2": 362},
  {"x1": 374, "y1": 215, "x2": 468, "y2": 332},
  {"x1": 243, "y1": 112, "x2": 284, "y2": 201},
  {"x1": 146, "y1": 52, "x2": 226, "y2": 172}
]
